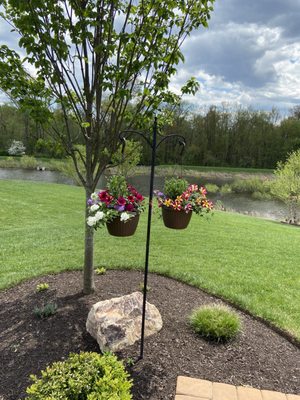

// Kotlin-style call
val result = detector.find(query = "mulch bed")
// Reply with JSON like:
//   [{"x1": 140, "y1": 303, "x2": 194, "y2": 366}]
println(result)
[{"x1": 0, "y1": 270, "x2": 299, "y2": 399}]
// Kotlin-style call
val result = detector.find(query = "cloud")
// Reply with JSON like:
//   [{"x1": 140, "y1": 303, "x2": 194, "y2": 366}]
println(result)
[{"x1": 0, "y1": 0, "x2": 299, "y2": 114}]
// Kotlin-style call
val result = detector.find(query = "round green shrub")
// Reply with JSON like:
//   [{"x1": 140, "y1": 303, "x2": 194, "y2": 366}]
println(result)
[
  {"x1": 189, "y1": 304, "x2": 241, "y2": 342},
  {"x1": 25, "y1": 352, "x2": 132, "y2": 399}
]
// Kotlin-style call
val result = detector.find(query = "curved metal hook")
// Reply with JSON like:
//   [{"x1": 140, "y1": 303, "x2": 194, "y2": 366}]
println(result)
[{"x1": 118, "y1": 129, "x2": 151, "y2": 147}]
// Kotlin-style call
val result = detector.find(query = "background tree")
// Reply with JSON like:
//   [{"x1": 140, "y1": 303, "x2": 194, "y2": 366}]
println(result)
[
  {"x1": 0, "y1": 0, "x2": 214, "y2": 293},
  {"x1": 271, "y1": 149, "x2": 300, "y2": 224}
]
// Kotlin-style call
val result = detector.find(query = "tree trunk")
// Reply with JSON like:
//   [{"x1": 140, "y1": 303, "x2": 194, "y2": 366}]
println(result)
[{"x1": 83, "y1": 189, "x2": 95, "y2": 294}]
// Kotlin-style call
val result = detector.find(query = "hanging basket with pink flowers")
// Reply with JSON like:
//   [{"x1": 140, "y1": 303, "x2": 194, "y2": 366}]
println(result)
[
  {"x1": 87, "y1": 176, "x2": 145, "y2": 237},
  {"x1": 154, "y1": 177, "x2": 213, "y2": 230}
]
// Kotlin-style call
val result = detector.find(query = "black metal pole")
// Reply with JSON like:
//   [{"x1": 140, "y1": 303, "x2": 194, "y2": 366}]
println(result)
[{"x1": 139, "y1": 116, "x2": 157, "y2": 359}]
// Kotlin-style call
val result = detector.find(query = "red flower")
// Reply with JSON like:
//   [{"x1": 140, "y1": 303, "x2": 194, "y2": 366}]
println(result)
[
  {"x1": 99, "y1": 190, "x2": 109, "y2": 202},
  {"x1": 117, "y1": 196, "x2": 127, "y2": 206},
  {"x1": 128, "y1": 195, "x2": 135, "y2": 203},
  {"x1": 135, "y1": 193, "x2": 144, "y2": 202},
  {"x1": 125, "y1": 203, "x2": 134, "y2": 212},
  {"x1": 128, "y1": 184, "x2": 138, "y2": 196}
]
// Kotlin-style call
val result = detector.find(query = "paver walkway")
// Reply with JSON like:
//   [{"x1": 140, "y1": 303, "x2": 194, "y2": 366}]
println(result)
[{"x1": 175, "y1": 377, "x2": 300, "y2": 400}]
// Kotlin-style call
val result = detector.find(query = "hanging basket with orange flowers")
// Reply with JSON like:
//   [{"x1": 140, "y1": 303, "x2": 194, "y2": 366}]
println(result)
[{"x1": 154, "y1": 177, "x2": 213, "y2": 230}]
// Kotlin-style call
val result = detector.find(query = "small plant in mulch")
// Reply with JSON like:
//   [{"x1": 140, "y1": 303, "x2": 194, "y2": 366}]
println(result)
[
  {"x1": 138, "y1": 282, "x2": 151, "y2": 293},
  {"x1": 33, "y1": 302, "x2": 57, "y2": 319},
  {"x1": 36, "y1": 283, "x2": 49, "y2": 292},
  {"x1": 95, "y1": 267, "x2": 106, "y2": 275},
  {"x1": 188, "y1": 304, "x2": 241, "y2": 342}
]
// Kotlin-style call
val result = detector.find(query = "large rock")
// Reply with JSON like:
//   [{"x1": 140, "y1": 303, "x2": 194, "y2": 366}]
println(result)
[{"x1": 86, "y1": 291, "x2": 163, "y2": 352}]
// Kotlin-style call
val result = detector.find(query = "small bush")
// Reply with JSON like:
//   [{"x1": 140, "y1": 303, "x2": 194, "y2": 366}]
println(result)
[
  {"x1": 219, "y1": 183, "x2": 232, "y2": 194},
  {"x1": 189, "y1": 304, "x2": 241, "y2": 342},
  {"x1": 8, "y1": 140, "x2": 25, "y2": 155},
  {"x1": 205, "y1": 183, "x2": 219, "y2": 193},
  {"x1": 36, "y1": 283, "x2": 49, "y2": 292},
  {"x1": 20, "y1": 155, "x2": 38, "y2": 169},
  {"x1": 0, "y1": 156, "x2": 19, "y2": 168},
  {"x1": 230, "y1": 178, "x2": 269, "y2": 195},
  {"x1": 25, "y1": 352, "x2": 133, "y2": 399},
  {"x1": 34, "y1": 302, "x2": 57, "y2": 318}
]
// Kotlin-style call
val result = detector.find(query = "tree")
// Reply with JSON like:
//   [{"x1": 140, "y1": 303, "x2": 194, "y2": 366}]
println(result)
[
  {"x1": 271, "y1": 150, "x2": 300, "y2": 224},
  {"x1": 0, "y1": 0, "x2": 214, "y2": 293}
]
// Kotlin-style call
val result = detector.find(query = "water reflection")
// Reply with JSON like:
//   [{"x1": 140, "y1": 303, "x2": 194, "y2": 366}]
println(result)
[
  {"x1": 0, "y1": 167, "x2": 288, "y2": 221},
  {"x1": 0, "y1": 168, "x2": 74, "y2": 185}
]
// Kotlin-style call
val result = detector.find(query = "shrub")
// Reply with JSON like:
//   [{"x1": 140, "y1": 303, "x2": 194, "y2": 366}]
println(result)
[
  {"x1": 8, "y1": 140, "x2": 26, "y2": 155},
  {"x1": 219, "y1": 183, "x2": 232, "y2": 194},
  {"x1": 34, "y1": 302, "x2": 57, "y2": 318},
  {"x1": 20, "y1": 155, "x2": 38, "y2": 169},
  {"x1": 0, "y1": 156, "x2": 19, "y2": 168},
  {"x1": 205, "y1": 183, "x2": 219, "y2": 193},
  {"x1": 230, "y1": 178, "x2": 268, "y2": 195},
  {"x1": 189, "y1": 304, "x2": 241, "y2": 342},
  {"x1": 25, "y1": 352, "x2": 133, "y2": 399}
]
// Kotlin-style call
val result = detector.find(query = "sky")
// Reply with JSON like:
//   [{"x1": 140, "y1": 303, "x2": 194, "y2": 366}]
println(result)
[
  {"x1": 0, "y1": 0, "x2": 300, "y2": 116},
  {"x1": 176, "y1": 0, "x2": 300, "y2": 115}
]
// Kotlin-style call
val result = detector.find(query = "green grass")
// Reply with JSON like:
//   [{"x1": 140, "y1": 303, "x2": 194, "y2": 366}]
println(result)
[
  {"x1": 0, "y1": 180, "x2": 299, "y2": 340},
  {"x1": 157, "y1": 165, "x2": 274, "y2": 174}
]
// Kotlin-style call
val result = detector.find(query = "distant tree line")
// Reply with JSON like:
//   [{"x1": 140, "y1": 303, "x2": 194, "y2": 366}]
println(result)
[
  {"x1": 153, "y1": 104, "x2": 300, "y2": 169},
  {"x1": 1, "y1": 102, "x2": 300, "y2": 169}
]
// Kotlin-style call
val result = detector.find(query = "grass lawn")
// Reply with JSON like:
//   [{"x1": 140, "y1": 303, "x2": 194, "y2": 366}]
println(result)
[
  {"x1": 0, "y1": 179, "x2": 299, "y2": 340},
  {"x1": 157, "y1": 165, "x2": 274, "y2": 175}
]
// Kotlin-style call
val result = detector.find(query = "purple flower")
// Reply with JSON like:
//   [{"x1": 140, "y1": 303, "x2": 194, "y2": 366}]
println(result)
[
  {"x1": 87, "y1": 198, "x2": 94, "y2": 206},
  {"x1": 115, "y1": 205, "x2": 125, "y2": 212}
]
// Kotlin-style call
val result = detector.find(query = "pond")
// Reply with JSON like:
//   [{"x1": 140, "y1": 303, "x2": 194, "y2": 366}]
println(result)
[{"x1": 0, "y1": 167, "x2": 288, "y2": 222}]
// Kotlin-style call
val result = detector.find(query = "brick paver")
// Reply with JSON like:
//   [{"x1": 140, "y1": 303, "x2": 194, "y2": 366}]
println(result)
[
  {"x1": 175, "y1": 377, "x2": 300, "y2": 400},
  {"x1": 213, "y1": 382, "x2": 238, "y2": 400}
]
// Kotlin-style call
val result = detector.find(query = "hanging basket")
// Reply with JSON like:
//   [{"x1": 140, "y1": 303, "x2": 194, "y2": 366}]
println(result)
[
  {"x1": 162, "y1": 206, "x2": 192, "y2": 229},
  {"x1": 106, "y1": 214, "x2": 140, "y2": 237}
]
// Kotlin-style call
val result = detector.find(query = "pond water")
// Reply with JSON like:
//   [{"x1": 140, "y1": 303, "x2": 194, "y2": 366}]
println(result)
[{"x1": 0, "y1": 167, "x2": 288, "y2": 221}]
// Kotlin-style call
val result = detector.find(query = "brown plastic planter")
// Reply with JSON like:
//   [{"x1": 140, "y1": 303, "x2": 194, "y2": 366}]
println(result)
[
  {"x1": 106, "y1": 214, "x2": 140, "y2": 237},
  {"x1": 162, "y1": 206, "x2": 192, "y2": 229}
]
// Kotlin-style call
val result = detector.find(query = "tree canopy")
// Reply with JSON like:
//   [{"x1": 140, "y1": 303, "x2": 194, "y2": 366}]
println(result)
[{"x1": 0, "y1": 0, "x2": 215, "y2": 293}]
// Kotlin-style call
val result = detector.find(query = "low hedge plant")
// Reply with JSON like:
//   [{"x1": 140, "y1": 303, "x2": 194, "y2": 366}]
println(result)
[
  {"x1": 25, "y1": 351, "x2": 132, "y2": 399},
  {"x1": 189, "y1": 304, "x2": 241, "y2": 342}
]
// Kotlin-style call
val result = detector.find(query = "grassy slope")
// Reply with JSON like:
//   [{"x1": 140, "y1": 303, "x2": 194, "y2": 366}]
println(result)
[{"x1": 0, "y1": 180, "x2": 299, "y2": 340}]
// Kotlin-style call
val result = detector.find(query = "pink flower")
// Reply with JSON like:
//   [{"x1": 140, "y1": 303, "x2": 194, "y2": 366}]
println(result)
[
  {"x1": 200, "y1": 186, "x2": 207, "y2": 195},
  {"x1": 188, "y1": 184, "x2": 198, "y2": 192}
]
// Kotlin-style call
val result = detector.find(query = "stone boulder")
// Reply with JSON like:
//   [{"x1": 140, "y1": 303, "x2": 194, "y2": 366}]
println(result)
[{"x1": 86, "y1": 291, "x2": 163, "y2": 352}]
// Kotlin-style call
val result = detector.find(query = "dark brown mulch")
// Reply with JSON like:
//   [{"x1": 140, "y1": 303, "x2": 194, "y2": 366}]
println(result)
[{"x1": 0, "y1": 270, "x2": 299, "y2": 400}]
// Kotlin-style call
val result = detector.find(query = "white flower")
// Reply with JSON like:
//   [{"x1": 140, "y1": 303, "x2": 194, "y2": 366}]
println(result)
[
  {"x1": 91, "y1": 192, "x2": 98, "y2": 201},
  {"x1": 87, "y1": 216, "x2": 97, "y2": 227},
  {"x1": 90, "y1": 204, "x2": 99, "y2": 212},
  {"x1": 95, "y1": 211, "x2": 104, "y2": 221},
  {"x1": 120, "y1": 212, "x2": 132, "y2": 222}
]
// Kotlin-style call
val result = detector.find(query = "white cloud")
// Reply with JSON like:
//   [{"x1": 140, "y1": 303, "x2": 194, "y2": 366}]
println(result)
[{"x1": 0, "y1": 1, "x2": 300, "y2": 114}]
